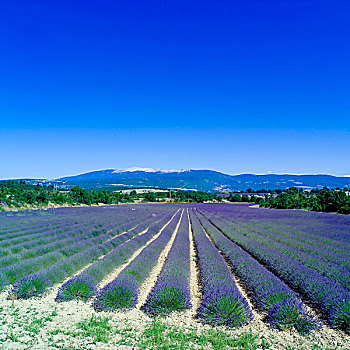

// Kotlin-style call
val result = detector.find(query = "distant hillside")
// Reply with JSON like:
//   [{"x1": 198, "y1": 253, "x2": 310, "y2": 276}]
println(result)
[{"x1": 51, "y1": 168, "x2": 350, "y2": 192}]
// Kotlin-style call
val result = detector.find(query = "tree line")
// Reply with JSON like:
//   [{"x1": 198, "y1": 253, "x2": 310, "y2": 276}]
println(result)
[
  {"x1": 1, "y1": 181, "x2": 349, "y2": 214},
  {"x1": 257, "y1": 187, "x2": 350, "y2": 214},
  {"x1": 0, "y1": 181, "x2": 221, "y2": 210}
]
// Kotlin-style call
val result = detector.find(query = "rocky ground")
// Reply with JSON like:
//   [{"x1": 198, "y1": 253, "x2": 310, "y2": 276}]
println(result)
[{"x1": 1, "y1": 284, "x2": 349, "y2": 349}]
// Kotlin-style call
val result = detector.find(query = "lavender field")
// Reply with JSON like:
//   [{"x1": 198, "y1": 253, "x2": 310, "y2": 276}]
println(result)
[{"x1": 0, "y1": 203, "x2": 349, "y2": 349}]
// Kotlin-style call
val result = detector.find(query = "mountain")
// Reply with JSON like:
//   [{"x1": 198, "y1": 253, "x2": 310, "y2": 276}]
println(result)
[{"x1": 55, "y1": 168, "x2": 350, "y2": 192}]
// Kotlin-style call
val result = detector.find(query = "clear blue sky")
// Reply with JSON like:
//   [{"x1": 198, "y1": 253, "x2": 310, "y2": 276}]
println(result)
[{"x1": 1, "y1": 0, "x2": 349, "y2": 179}]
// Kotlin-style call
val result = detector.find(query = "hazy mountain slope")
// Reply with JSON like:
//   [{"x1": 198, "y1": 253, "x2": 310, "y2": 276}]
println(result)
[{"x1": 56, "y1": 169, "x2": 350, "y2": 192}]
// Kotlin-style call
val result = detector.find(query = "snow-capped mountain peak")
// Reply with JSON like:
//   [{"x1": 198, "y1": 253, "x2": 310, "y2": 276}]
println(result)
[{"x1": 113, "y1": 167, "x2": 186, "y2": 174}]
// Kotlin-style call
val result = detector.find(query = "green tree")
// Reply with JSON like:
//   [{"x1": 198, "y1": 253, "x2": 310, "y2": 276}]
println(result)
[
  {"x1": 70, "y1": 186, "x2": 90, "y2": 204},
  {"x1": 144, "y1": 192, "x2": 156, "y2": 202}
]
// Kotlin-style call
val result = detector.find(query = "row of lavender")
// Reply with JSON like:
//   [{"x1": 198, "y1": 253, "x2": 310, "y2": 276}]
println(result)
[
  {"x1": 0, "y1": 212, "x2": 70, "y2": 235},
  {"x1": 257, "y1": 210, "x2": 350, "y2": 243},
  {"x1": 250, "y1": 221, "x2": 350, "y2": 254},
  {"x1": 0, "y1": 205, "x2": 174, "y2": 292},
  {"x1": 56, "y1": 210, "x2": 177, "y2": 301},
  {"x1": 1, "y1": 203, "x2": 349, "y2": 334},
  {"x1": 206, "y1": 205, "x2": 350, "y2": 290},
  {"x1": 0, "y1": 205, "x2": 149, "y2": 246},
  {"x1": 63, "y1": 206, "x2": 314, "y2": 333},
  {"x1": 91, "y1": 208, "x2": 253, "y2": 329},
  {"x1": 0, "y1": 220, "x2": 89, "y2": 248},
  {"x1": 0, "y1": 205, "x2": 157, "y2": 240},
  {"x1": 94, "y1": 210, "x2": 183, "y2": 311},
  {"x1": 212, "y1": 209, "x2": 350, "y2": 267},
  {"x1": 208, "y1": 204, "x2": 350, "y2": 252},
  {"x1": 89, "y1": 208, "x2": 254, "y2": 330},
  {"x1": 11, "y1": 211, "x2": 170, "y2": 299},
  {"x1": 0, "y1": 207, "x2": 116, "y2": 238},
  {"x1": 193, "y1": 210, "x2": 320, "y2": 333},
  {"x1": 1, "y1": 220, "x2": 73, "y2": 242},
  {"x1": 142, "y1": 211, "x2": 192, "y2": 315},
  {"x1": 189, "y1": 211, "x2": 253, "y2": 327},
  {"x1": 199, "y1": 204, "x2": 350, "y2": 331},
  {"x1": 0, "y1": 213, "x2": 144, "y2": 261},
  {"x1": 225, "y1": 220, "x2": 350, "y2": 290},
  {"x1": 1, "y1": 215, "x2": 144, "y2": 287},
  {"x1": 0, "y1": 216, "x2": 134, "y2": 268},
  {"x1": 88, "y1": 206, "x2": 319, "y2": 333},
  {"x1": 244, "y1": 221, "x2": 350, "y2": 267}
]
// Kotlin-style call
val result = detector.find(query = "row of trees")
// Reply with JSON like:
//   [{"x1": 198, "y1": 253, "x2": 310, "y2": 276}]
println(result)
[
  {"x1": 69, "y1": 187, "x2": 220, "y2": 204},
  {"x1": 259, "y1": 187, "x2": 350, "y2": 214},
  {"x1": 0, "y1": 182, "x2": 126, "y2": 208},
  {"x1": 226, "y1": 194, "x2": 259, "y2": 203},
  {"x1": 1, "y1": 181, "x2": 349, "y2": 214},
  {"x1": 0, "y1": 181, "x2": 221, "y2": 209}
]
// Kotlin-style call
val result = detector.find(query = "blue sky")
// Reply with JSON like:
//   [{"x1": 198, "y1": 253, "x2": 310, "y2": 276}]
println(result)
[{"x1": 1, "y1": 0, "x2": 349, "y2": 179}]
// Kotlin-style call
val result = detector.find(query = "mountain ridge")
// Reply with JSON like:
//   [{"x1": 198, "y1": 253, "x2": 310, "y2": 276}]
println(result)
[{"x1": 54, "y1": 168, "x2": 350, "y2": 192}]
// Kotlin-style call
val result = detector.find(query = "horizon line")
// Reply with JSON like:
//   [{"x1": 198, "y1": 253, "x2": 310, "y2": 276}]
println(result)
[{"x1": 1, "y1": 167, "x2": 350, "y2": 181}]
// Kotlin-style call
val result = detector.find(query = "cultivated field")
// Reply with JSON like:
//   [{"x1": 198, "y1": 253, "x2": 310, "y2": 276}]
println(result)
[{"x1": 0, "y1": 203, "x2": 349, "y2": 349}]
